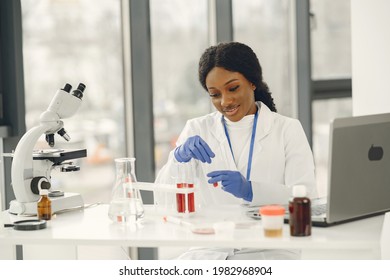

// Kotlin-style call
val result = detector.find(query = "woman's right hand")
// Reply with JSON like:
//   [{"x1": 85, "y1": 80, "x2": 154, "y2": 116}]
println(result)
[{"x1": 174, "y1": 135, "x2": 215, "y2": 163}]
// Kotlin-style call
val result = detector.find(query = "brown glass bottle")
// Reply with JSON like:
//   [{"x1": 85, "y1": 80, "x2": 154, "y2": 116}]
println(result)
[
  {"x1": 37, "y1": 189, "x2": 52, "y2": 220},
  {"x1": 289, "y1": 185, "x2": 311, "y2": 236}
]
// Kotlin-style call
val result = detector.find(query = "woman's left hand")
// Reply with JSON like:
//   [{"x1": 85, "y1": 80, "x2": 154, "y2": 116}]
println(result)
[{"x1": 207, "y1": 170, "x2": 253, "y2": 201}]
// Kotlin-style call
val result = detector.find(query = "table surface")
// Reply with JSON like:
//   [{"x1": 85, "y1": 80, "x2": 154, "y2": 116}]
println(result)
[{"x1": 0, "y1": 203, "x2": 384, "y2": 254}]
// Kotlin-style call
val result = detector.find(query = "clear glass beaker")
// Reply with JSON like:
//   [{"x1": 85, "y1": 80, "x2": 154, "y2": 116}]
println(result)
[{"x1": 108, "y1": 158, "x2": 144, "y2": 223}]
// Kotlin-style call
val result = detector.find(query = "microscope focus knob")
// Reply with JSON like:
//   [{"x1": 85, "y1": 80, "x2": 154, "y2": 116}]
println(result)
[{"x1": 30, "y1": 176, "x2": 51, "y2": 195}]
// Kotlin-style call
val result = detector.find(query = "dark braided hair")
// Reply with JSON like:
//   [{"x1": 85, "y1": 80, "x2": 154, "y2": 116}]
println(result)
[{"x1": 198, "y1": 42, "x2": 277, "y2": 112}]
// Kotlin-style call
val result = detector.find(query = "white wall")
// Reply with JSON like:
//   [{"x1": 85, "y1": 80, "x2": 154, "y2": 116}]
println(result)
[{"x1": 351, "y1": 0, "x2": 390, "y2": 116}]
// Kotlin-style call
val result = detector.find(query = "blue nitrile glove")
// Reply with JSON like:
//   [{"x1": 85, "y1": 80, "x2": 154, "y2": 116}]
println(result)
[
  {"x1": 207, "y1": 170, "x2": 253, "y2": 201},
  {"x1": 174, "y1": 135, "x2": 215, "y2": 163}
]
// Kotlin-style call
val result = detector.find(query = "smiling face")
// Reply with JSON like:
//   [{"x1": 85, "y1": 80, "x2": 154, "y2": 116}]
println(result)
[{"x1": 206, "y1": 67, "x2": 257, "y2": 122}]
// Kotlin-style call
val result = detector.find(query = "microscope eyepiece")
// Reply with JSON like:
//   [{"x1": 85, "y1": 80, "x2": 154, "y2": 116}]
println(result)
[
  {"x1": 72, "y1": 83, "x2": 86, "y2": 99},
  {"x1": 77, "y1": 83, "x2": 86, "y2": 92},
  {"x1": 62, "y1": 83, "x2": 72, "y2": 93}
]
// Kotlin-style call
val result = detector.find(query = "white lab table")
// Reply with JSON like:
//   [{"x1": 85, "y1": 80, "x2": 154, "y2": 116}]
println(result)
[{"x1": 0, "y1": 204, "x2": 384, "y2": 260}]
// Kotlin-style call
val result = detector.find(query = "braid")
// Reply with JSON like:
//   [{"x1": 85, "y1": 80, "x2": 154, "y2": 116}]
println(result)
[{"x1": 256, "y1": 82, "x2": 277, "y2": 112}]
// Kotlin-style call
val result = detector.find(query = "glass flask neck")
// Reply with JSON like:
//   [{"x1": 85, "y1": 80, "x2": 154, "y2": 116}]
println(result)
[{"x1": 115, "y1": 158, "x2": 137, "y2": 183}]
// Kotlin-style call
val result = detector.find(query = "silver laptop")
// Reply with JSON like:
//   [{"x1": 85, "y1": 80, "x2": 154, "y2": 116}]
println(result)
[
  {"x1": 311, "y1": 112, "x2": 390, "y2": 226},
  {"x1": 248, "y1": 112, "x2": 390, "y2": 227}
]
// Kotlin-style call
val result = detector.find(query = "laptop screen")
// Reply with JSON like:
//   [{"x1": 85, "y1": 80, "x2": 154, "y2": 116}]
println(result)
[{"x1": 326, "y1": 112, "x2": 390, "y2": 224}]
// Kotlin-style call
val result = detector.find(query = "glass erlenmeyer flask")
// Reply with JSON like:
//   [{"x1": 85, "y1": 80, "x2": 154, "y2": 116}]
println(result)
[{"x1": 108, "y1": 158, "x2": 144, "y2": 223}]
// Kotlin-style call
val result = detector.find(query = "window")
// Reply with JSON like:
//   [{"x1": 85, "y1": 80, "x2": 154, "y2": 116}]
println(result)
[
  {"x1": 310, "y1": 0, "x2": 351, "y2": 80},
  {"x1": 310, "y1": 0, "x2": 352, "y2": 196},
  {"x1": 150, "y1": 0, "x2": 210, "y2": 173},
  {"x1": 21, "y1": 0, "x2": 125, "y2": 203},
  {"x1": 233, "y1": 0, "x2": 293, "y2": 117}
]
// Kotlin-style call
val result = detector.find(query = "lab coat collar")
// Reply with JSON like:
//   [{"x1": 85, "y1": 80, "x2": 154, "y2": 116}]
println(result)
[
  {"x1": 210, "y1": 113, "x2": 227, "y2": 143},
  {"x1": 210, "y1": 101, "x2": 274, "y2": 144},
  {"x1": 255, "y1": 101, "x2": 273, "y2": 142}
]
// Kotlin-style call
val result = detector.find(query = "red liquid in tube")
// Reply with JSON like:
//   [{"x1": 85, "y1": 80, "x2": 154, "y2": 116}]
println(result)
[
  {"x1": 176, "y1": 183, "x2": 186, "y2": 213},
  {"x1": 187, "y1": 183, "x2": 195, "y2": 212},
  {"x1": 176, "y1": 183, "x2": 195, "y2": 213},
  {"x1": 176, "y1": 162, "x2": 196, "y2": 214}
]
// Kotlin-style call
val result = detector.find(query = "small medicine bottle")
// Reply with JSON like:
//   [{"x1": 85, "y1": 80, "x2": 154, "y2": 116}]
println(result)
[
  {"x1": 289, "y1": 185, "x2": 311, "y2": 236},
  {"x1": 37, "y1": 189, "x2": 52, "y2": 220}
]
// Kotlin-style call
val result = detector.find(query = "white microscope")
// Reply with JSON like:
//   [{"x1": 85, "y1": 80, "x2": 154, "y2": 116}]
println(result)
[{"x1": 8, "y1": 83, "x2": 87, "y2": 215}]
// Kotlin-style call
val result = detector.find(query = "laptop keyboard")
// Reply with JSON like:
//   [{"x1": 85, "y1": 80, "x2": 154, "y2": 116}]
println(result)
[{"x1": 312, "y1": 204, "x2": 326, "y2": 216}]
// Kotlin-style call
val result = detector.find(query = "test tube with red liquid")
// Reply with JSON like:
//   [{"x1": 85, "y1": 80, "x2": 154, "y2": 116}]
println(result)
[
  {"x1": 176, "y1": 162, "x2": 195, "y2": 214},
  {"x1": 187, "y1": 182, "x2": 195, "y2": 213},
  {"x1": 176, "y1": 182, "x2": 185, "y2": 213}
]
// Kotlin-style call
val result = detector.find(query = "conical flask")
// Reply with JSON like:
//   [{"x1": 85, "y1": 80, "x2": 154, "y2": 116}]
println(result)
[{"x1": 108, "y1": 158, "x2": 144, "y2": 223}]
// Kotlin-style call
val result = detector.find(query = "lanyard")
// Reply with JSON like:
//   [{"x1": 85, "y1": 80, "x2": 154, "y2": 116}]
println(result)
[{"x1": 222, "y1": 109, "x2": 259, "y2": 181}]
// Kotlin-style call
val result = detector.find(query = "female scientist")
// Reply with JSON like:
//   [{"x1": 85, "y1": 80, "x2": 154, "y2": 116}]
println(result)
[
  {"x1": 156, "y1": 42, "x2": 317, "y2": 208},
  {"x1": 156, "y1": 42, "x2": 317, "y2": 259}
]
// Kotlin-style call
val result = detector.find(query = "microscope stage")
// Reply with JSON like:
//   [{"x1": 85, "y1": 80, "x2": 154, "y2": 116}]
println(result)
[{"x1": 32, "y1": 149, "x2": 87, "y2": 164}]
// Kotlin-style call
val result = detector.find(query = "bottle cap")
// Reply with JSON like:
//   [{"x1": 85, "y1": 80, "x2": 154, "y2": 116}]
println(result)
[
  {"x1": 259, "y1": 204, "x2": 285, "y2": 216},
  {"x1": 292, "y1": 185, "x2": 307, "y2": 197},
  {"x1": 39, "y1": 189, "x2": 49, "y2": 195}
]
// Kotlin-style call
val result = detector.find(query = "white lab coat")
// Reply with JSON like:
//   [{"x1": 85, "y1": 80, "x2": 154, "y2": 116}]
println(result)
[
  {"x1": 156, "y1": 101, "x2": 318, "y2": 207},
  {"x1": 155, "y1": 101, "x2": 316, "y2": 260}
]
